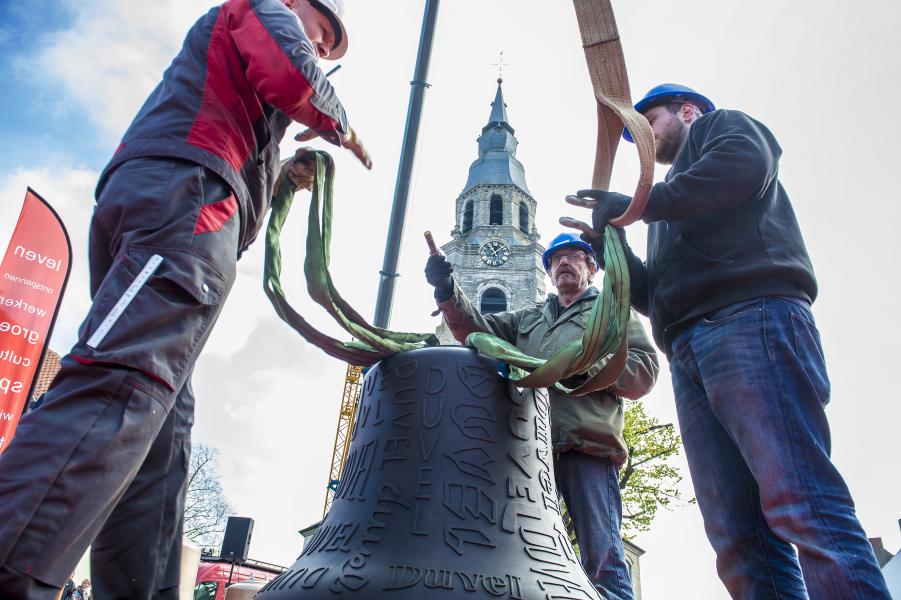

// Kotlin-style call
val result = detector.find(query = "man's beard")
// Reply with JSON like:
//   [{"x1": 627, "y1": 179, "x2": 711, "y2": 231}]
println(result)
[
  {"x1": 553, "y1": 268, "x2": 583, "y2": 292},
  {"x1": 655, "y1": 121, "x2": 685, "y2": 165}
]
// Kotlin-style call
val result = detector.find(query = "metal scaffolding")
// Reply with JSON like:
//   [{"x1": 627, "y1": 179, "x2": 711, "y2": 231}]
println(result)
[{"x1": 322, "y1": 364, "x2": 363, "y2": 516}]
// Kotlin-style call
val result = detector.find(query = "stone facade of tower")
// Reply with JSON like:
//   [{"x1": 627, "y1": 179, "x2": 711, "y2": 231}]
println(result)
[{"x1": 440, "y1": 79, "x2": 546, "y2": 314}]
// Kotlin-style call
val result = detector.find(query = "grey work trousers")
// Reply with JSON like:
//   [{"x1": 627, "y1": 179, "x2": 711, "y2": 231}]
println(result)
[{"x1": 0, "y1": 158, "x2": 240, "y2": 599}]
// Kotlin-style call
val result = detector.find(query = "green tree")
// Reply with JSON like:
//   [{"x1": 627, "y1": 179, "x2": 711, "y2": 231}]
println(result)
[
  {"x1": 562, "y1": 401, "x2": 691, "y2": 547},
  {"x1": 619, "y1": 400, "x2": 692, "y2": 538}
]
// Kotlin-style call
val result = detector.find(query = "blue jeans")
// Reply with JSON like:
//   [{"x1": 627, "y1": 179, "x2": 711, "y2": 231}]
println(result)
[
  {"x1": 670, "y1": 297, "x2": 890, "y2": 599},
  {"x1": 555, "y1": 451, "x2": 634, "y2": 600}
]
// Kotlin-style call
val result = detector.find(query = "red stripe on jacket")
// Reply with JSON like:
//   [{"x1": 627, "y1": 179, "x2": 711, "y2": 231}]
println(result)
[
  {"x1": 186, "y1": 0, "x2": 339, "y2": 171},
  {"x1": 226, "y1": 0, "x2": 340, "y2": 129},
  {"x1": 194, "y1": 195, "x2": 238, "y2": 234},
  {"x1": 186, "y1": 9, "x2": 261, "y2": 171}
]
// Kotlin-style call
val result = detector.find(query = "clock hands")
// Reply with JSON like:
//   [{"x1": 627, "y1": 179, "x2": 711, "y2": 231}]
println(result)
[{"x1": 481, "y1": 242, "x2": 509, "y2": 265}]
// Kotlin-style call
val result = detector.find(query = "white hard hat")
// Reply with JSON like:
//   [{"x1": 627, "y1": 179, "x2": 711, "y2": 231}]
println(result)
[{"x1": 309, "y1": 0, "x2": 348, "y2": 60}]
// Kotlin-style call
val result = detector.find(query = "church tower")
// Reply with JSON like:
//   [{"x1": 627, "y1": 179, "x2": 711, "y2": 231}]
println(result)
[{"x1": 440, "y1": 78, "x2": 546, "y2": 313}]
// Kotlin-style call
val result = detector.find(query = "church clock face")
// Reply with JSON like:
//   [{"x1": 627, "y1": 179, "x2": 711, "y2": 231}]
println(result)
[{"x1": 479, "y1": 240, "x2": 510, "y2": 267}]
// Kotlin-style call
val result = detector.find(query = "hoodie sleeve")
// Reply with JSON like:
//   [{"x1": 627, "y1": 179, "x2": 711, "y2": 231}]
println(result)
[
  {"x1": 621, "y1": 233, "x2": 650, "y2": 316},
  {"x1": 606, "y1": 311, "x2": 659, "y2": 399},
  {"x1": 223, "y1": 0, "x2": 348, "y2": 144},
  {"x1": 643, "y1": 110, "x2": 780, "y2": 222}
]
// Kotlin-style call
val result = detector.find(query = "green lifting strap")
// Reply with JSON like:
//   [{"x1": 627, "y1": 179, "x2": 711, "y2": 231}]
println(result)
[
  {"x1": 263, "y1": 150, "x2": 630, "y2": 396},
  {"x1": 264, "y1": 152, "x2": 439, "y2": 366},
  {"x1": 464, "y1": 222, "x2": 629, "y2": 396}
]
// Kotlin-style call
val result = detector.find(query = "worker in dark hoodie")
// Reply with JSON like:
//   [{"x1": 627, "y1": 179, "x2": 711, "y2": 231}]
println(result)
[{"x1": 562, "y1": 84, "x2": 890, "y2": 599}]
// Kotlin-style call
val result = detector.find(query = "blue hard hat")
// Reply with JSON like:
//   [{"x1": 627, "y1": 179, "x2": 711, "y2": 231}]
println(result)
[
  {"x1": 623, "y1": 83, "x2": 715, "y2": 143},
  {"x1": 542, "y1": 233, "x2": 597, "y2": 271}
]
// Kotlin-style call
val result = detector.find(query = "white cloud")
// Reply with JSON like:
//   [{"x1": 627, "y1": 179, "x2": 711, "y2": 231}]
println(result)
[
  {"x1": 27, "y1": 0, "x2": 215, "y2": 143},
  {"x1": 191, "y1": 315, "x2": 347, "y2": 564}
]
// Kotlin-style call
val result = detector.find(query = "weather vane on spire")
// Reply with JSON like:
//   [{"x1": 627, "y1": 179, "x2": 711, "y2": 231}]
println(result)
[{"x1": 492, "y1": 51, "x2": 510, "y2": 83}]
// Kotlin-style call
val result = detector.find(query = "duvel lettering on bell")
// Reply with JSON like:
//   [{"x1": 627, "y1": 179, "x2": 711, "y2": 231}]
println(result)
[{"x1": 256, "y1": 346, "x2": 604, "y2": 599}]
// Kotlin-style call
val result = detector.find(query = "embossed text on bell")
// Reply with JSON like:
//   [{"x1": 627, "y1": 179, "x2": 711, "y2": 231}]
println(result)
[{"x1": 255, "y1": 346, "x2": 606, "y2": 599}]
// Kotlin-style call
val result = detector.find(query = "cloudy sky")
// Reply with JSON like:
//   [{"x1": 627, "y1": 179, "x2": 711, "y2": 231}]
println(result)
[{"x1": 1, "y1": 0, "x2": 900, "y2": 597}]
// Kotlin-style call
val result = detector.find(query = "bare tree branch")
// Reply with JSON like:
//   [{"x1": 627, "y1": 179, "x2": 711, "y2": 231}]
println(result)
[{"x1": 184, "y1": 443, "x2": 232, "y2": 548}]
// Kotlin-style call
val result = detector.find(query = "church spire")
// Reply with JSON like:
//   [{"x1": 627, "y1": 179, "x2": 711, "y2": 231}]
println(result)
[
  {"x1": 486, "y1": 77, "x2": 512, "y2": 133},
  {"x1": 463, "y1": 77, "x2": 531, "y2": 196}
]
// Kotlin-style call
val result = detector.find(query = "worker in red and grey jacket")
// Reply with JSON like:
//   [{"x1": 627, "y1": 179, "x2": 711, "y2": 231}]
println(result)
[
  {"x1": 103, "y1": 0, "x2": 371, "y2": 253},
  {"x1": 0, "y1": 1, "x2": 368, "y2": 598}
]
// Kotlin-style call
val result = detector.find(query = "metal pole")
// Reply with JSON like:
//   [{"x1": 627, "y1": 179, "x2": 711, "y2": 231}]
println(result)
[
  {"x1": 372, "y1": 0, "x2": 440, "y2": 328},
  {"x1": 227, "y1": 554, "x2": 236, "y2": 587}
]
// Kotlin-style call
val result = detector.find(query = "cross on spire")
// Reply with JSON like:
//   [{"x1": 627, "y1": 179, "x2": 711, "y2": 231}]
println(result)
[{"x1": 491, "y1": 51, "x2": 510, "y2": 81}]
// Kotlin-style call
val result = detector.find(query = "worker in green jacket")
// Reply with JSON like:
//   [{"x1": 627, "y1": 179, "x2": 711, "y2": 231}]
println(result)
[{"x1": 425, "y1": 232, "x2": 659, "y2": 600}]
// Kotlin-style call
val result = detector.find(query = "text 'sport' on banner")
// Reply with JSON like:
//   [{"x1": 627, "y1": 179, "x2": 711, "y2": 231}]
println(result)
[{"x1": 0, "y1": 188, "x2": 71, "y2": 455}]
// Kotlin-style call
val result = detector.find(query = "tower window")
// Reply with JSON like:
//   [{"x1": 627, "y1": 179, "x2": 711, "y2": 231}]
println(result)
[
  {"x1": 519, "y1": 202, "x2": 529, "y2": 233},
  {"x1": 480, "y1": 287, "x2": 507, "y2": 315},
  {"x1": 490, "y1": 194, "x2": 503, "y2": 225},
  {"x1": 462, "y1": 200, "x2": 474, "y2": 232}
]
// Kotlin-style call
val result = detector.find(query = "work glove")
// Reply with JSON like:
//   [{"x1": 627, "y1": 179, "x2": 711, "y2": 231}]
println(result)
[
  {"x1": 276, "y1": 147, "x2": 317, "y2": 192},
  {"x1": 560, "y1": 190, "x2": 633, "y2": 265},
  {"x1": 425, "y1": 254, "x2": 454, "y2": 302},
  {"x1": 566, "y1": 189, "x2": 633, "y2": 231},
  {"x1": 296, "y1": 125, "x2": 373, "y2": 170}
]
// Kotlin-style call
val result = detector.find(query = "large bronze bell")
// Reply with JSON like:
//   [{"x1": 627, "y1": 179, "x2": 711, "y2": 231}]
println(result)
[{"x1": 256, "y1": 346, "x2": 605, "y2": 599}]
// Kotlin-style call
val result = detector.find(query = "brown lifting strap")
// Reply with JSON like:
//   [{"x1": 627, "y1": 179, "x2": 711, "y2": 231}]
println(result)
[{"x1": 573, "y1": 0, "x2": 655, "y2": 226}]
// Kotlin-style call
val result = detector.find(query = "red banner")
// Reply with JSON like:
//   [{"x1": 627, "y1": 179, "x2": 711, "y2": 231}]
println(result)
[{"x1": 0, "y1": 188, "x2": 71, "y2": 455}]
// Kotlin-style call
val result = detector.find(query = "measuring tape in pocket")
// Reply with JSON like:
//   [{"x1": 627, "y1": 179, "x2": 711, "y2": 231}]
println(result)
[{"x1": 87, "y1": 254, "x2": 164, "y2": 349}]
